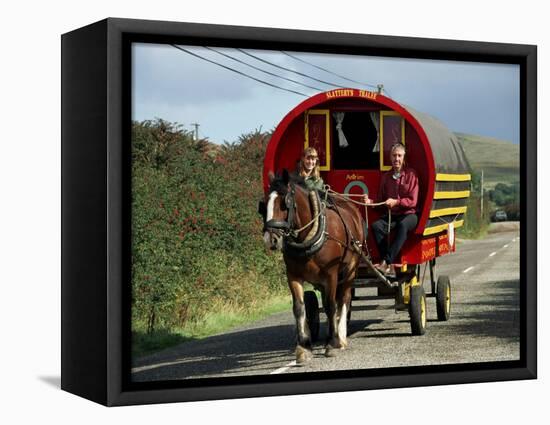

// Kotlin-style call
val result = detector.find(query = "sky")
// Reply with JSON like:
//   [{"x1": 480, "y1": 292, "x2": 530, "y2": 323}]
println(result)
[{"x1": 132, "y1": 43, "x2": 520, "y2": 145}]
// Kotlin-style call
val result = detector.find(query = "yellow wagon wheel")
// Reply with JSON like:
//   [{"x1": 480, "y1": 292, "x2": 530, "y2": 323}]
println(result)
[
  {"x1": 409, "y1": 285, "x2": 427, "y2": 335},
  {"x1": 436, "y1": 275, "x2": 451, "y2": 321}
]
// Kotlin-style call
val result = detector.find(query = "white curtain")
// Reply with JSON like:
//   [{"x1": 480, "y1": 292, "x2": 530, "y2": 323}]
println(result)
[
  {"x1": 333, "y1": 112, "x2": 349, "y2": 148},
  {"x1": 370, "y1": 112, "x2": 380, "y2": 152}
]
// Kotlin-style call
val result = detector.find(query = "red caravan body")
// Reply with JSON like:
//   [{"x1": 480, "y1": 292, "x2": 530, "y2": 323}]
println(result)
[{"x1": 263, "y1": 89, "x2": 471, "y2": 265}]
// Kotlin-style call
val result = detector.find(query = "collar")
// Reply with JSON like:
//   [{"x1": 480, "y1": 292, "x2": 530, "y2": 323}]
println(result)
[{"x1": 391, "y1": 167, "x2": 406, "y2": 180}]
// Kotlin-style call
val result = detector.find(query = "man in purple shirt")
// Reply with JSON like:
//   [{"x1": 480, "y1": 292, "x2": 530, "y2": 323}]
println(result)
[{"x1": 365, "y1": 143, "x2": 419, "y2": 275}]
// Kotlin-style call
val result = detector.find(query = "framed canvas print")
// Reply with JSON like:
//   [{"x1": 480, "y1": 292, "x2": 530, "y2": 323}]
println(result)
[{"x1": 61, "y1": 18, "x2": 537, "y2": 406}]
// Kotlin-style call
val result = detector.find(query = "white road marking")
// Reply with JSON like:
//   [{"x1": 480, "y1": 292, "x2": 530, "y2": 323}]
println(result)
[
  {"x1": 270, "y1": 360, "x2": 297, "y2": 374},
  {"x1": 461, "y1": 235, "x2": 517, "y2": 274},
  {"x1": 132, "y1": 358, "x2": 208, "y2": 373}
]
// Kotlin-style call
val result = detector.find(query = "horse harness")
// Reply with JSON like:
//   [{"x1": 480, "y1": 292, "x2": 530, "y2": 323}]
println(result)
[
  {"x1": 263, "y1": 183, "x2": 398, "y2": 288},
  {"x1": 264, "y1": 183, "x2": 361, "y2": 258}
]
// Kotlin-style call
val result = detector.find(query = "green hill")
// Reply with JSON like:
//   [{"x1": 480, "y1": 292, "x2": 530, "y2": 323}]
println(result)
[{"x1": 454, "y1": 132, "x2": 519, "y2": 189}]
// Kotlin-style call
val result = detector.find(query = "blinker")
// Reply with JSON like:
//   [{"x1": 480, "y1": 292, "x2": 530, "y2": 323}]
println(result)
[
  {"x1": 284, "y1": 193, "x2": 293, "y2": 209},
  {"x1": 258, "y1": 200, "x2": 267, "y2": 217}
]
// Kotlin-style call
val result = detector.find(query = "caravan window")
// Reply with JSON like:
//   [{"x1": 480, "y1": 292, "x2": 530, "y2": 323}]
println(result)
[{"x1": 332, "y1": 111, "x2": 379, "y2": 170}]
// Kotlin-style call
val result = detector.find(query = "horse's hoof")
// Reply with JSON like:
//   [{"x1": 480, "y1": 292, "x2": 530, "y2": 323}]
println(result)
[
  {"x1": 296, "y1": 346, "x2": 313, "y2": 364},
  {"x1": 295, "y1": 357, "x2": 309, "y2": 366}
]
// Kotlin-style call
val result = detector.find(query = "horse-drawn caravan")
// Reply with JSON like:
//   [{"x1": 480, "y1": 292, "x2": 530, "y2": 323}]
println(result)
[{"x1": 260, "y1": 88, "x2": 471, "y2": 363}]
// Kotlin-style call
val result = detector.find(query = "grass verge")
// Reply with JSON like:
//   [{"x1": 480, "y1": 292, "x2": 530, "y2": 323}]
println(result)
[
  {"x1": 457, "y1": 223, "x2": 489, "y2": 240},
  {"x1": 132, "y1": 293, "x2": 292, "y2": 359}
]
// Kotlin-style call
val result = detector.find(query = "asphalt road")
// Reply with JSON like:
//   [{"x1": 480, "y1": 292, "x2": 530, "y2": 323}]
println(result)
[{"x1": 132, "y1": 228, "x2": 520, "y2": 382}]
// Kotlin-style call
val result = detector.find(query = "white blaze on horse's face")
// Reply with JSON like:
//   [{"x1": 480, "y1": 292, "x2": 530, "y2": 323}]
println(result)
[
  {"x1": 264, "y1": 191, "x2": 283, "y2": 250},
  {"x1": 266, "y1": 191, "x2": 278, "y2": 222}
]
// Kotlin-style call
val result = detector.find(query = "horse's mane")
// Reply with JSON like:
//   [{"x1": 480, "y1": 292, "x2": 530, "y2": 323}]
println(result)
[
  {"x1": 268, "y1": 170, "x2": 359, "y2": 215},
  {"x1": 268, "y1": 170, "x2": 307, "y2": 195}
]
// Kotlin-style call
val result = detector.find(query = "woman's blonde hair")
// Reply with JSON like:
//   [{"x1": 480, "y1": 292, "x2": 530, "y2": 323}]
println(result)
[{"x1": 299, "y1": 147, "x2": 320, "y2": 179}]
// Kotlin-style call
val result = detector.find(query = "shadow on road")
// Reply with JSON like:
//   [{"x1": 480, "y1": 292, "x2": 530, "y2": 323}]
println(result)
[
  {"x1": 132, "y1": 317, "x2": 383, "y2": 382},
  {"x1": 353, "y1": 279, "x2": 520, "y2": 346},
  {"x1": 132, "y1": 279, "x2": 519, "y2": 382},
  {"x1": 348, "y1": 319, "x2": 382, "y2": 335},
  {"x1": 446, "y1": 279, "x2": 520, "y2": 342},
  {"x1": 132, "y1": 323, "x2": 295, "y2": 381}
]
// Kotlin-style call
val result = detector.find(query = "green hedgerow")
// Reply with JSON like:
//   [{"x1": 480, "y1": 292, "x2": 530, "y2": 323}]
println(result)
[{"x1": 131, "y1": 120, "x2": 286, "y2": 334}]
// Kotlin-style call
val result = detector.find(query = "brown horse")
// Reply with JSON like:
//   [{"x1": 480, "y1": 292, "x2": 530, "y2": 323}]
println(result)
[{"x1": 260, "y1": 170, "x2": 365, "y2": 363}]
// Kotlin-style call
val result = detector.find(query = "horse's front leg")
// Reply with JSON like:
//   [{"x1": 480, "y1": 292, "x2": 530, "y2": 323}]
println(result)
[
  {"x1": 288, "y1": 275, "x2": 313, "y2": 364},
  {"x1": 336, "y1": 281, "x2": 353, "y2": 349},
  {"x1": 324, "y1": 271, "x2": 342, "y2": 357}
]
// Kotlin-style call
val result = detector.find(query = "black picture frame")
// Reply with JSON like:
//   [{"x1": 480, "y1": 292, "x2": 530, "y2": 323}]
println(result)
[{"x1": 61, "y1": 17, "x2": 537, "y2": 406}]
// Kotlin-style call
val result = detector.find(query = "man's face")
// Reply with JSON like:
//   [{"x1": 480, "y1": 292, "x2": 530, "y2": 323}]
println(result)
[{"x1": 391, "y1": 148, "x2": 405, "y2": 171}]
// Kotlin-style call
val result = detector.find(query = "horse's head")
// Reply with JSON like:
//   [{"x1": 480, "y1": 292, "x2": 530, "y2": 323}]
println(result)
[{"x1": 258, "y1": 169, "x2": 301, "y2": 251}]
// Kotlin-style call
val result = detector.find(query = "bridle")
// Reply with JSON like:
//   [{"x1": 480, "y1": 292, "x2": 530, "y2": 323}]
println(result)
[
  {"x1": 263, "y1": 185, "x2": 297, "y2": 237},
  {"x1": 262, "y1": 183, "x2": 328, "y2": 257}
]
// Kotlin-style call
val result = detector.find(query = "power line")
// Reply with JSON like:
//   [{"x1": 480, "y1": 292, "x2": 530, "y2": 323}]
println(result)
[
  {"x1": 382, "y1": 87, "x2": 393, "y2": 98},
  {"x1": 172, "y1": 44, "x2": 394, "y2": 100},
  {"x1": 204, "y1": 46, "x2": 324, "y2": 92},
  {"x1": 281, "y1": 51, "x2": 379, "y2": 90},
  {"x1": 171, "y1": 45, "x2": 308, "y2": 97},
  {"x1": 282, "y1": 51, "x2": 394, "y2": 98},
  {"x1": 237, "y1": 48, "x2": 345, "y2": 89}
]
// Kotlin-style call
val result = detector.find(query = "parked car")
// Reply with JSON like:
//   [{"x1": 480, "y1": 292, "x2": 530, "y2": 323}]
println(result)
[{"x1": 494, "y1": 210, "x2": 508, "y2": 222}]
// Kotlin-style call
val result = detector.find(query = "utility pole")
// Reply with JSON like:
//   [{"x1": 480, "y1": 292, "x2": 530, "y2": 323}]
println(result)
[
  {"x1": 190, "y1": 123, "x2": 200, "y2": 141},
  {"x1": 480, "y1": 169, "x2": 484, "y2": 219}
]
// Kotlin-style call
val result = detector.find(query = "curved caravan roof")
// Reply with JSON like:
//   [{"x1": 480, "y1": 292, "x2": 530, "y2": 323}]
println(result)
[
  {"x1": 402, "y1": 105, "x2": 470, "y2": 175},
  {"x1": 264, "y1": 88, "x2": 471, "y2": 236}
]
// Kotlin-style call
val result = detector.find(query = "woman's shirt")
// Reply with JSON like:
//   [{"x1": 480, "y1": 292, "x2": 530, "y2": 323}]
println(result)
[{"x1": 304, "y1": 175, "x2": 324, "y2": 192}]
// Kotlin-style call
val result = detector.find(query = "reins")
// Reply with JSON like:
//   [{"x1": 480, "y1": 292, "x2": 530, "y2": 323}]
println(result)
[
  {"x1": 279, "y1": 183, "x2": 395, "y2": 257},
  {"x1": 325, "y1": 185, "x2": 393, "y2": 248},
  {"x1": 291, "y1": 198, "x2": 326, "y2": 236},
  {"x1": 321, "y1": 186, "x2": 397, "y2": 288},
  {"x1": 277, "y1": 183, "x2": 397, "y2": 288},
  {"x1": 284, "y1": 184, "x2": 394, "y2": 246}
]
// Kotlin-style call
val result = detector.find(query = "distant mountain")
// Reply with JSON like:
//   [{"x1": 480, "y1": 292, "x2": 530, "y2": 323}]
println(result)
[{"x1": 454, "y1": 132, "x2": 519, "y2": 189}]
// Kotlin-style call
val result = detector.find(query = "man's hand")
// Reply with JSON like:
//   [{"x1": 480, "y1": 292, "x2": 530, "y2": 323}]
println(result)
[
  {"x1": 363, "y1": 195, "x2": 373, "y2": 205},
  {"x1": 385, "y1": 198, "x2": 399, "y2": 208}
]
